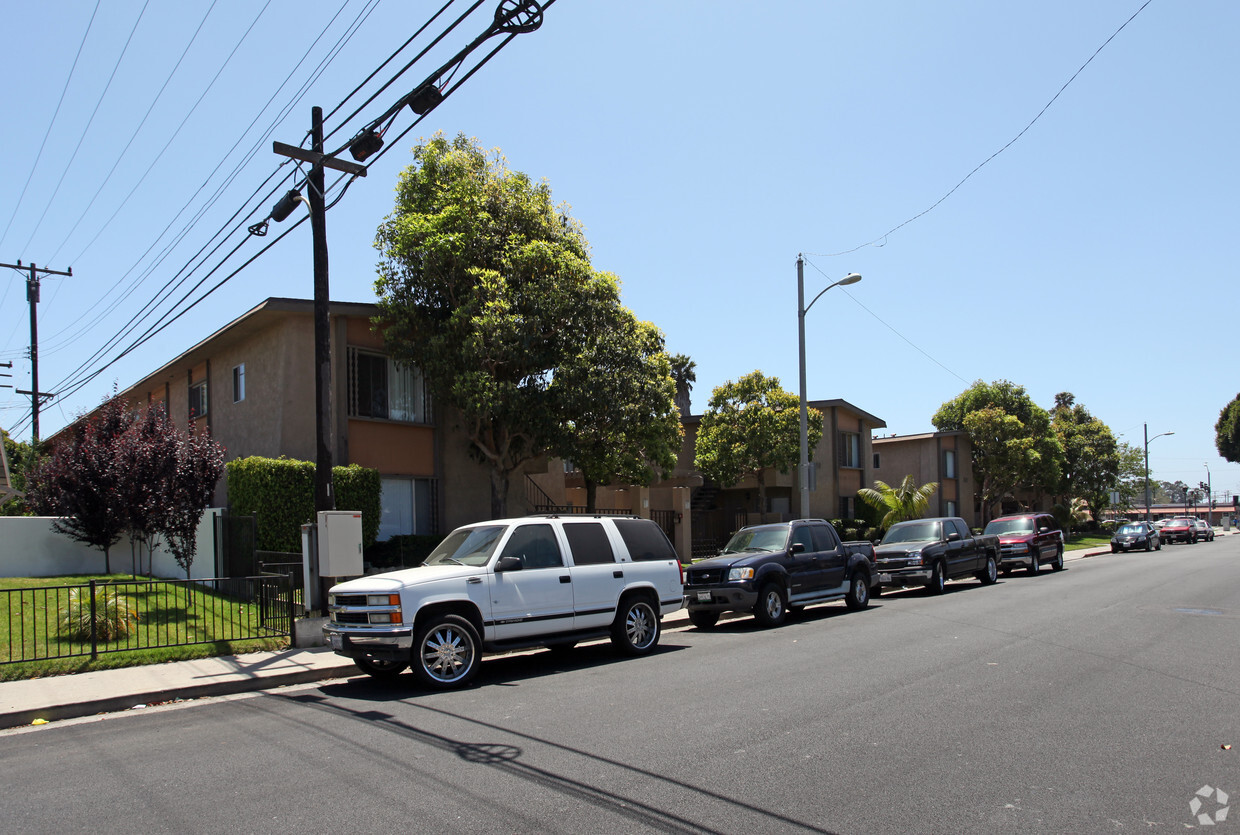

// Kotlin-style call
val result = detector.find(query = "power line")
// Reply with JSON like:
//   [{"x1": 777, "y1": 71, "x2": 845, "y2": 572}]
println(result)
[
  {"x1": 807, "y1": 0, "x2": 1156, "y2": 258},
  {"x1": 803, "y1": 256, "x2": 969, "y2": 385},
  {"x1": 24, "y1": 0, "x2": 555, "y2": 435},
  {"x1": 45, "y1": 0, "x2": 223, "y2": 265},
  {"x1": 17, "y1": 0, "x2": 152, "y2": 255},
  {"x1": 0, "y1": 1, "x2": 101, "y2": 252}
]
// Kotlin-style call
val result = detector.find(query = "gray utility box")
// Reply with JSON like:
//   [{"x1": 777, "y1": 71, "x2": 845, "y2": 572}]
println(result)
[{"x1": 318, "y1": 510, "x2": 363, "y2": 577}]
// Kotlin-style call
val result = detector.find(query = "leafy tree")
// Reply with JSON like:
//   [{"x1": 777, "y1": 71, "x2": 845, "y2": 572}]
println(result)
[
  {"x1": 1114, "y1": 442, "x2": 1147, "y2": 511},
  {"x1": 857, "y1": 475, "x2": 939, "y2": 529},
  {"x1": 1, "y1": 429, "x2": 40, "y2": 516},
  {"x1": 549, "y1": 308, "x2": 681, "y2": 512},
  {"x1": 694, "y1": 371, "x2": 821, "y2": 513},
  {"x1": 118, "y1": 403, "x2": 180, "y2": 575},
  {"x1": 1050, "y1": 394, "x2": 1119, "y2": 519},
  {"x1": 1216, "y1": 394, "x2": 1240, "y2": 463},
  {"x1": 159, "y1": 421, "x2": 226, "y2": 579},
  {"x1": 374, "y1": 133, "x2": 622, "y2": 517},
  {"x1": 933, "y1": 380, "x2": 1062, "y2": 523},
  {"x1": 670, "y1": 353, "x2": 696, "y2": 418},
  {"x1": 26, "y1": 396, "x2": 136, "y2": 572}
]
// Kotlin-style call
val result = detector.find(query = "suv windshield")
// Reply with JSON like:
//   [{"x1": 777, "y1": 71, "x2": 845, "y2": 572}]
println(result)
[
  {"x1": 882, "y1": 521, "x2": 941, "y2": 544},
  {"x1": 1169, "y1": 518, "x2": 1194, "y2": 526},
  {"x1": 984, "y1": 518, "x2": 1034, "y2": 536},
  {"x1": 423, "y1": 525, "x2": 505, "y2": 567},
  {"x1": 721, "y1": 526, "x2": 789, "y2": 554}
]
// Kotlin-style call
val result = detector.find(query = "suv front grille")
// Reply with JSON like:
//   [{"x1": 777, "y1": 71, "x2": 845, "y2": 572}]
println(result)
[{"x1": 686, "y1": 568, "x2": 723, "y2": 586}]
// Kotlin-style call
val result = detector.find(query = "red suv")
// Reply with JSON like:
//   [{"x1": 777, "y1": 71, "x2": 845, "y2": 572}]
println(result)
[
  {"x1": 1159, "y1": 517, "x2": 1198, "y2": 544},
  {"x1": 983, "y1": 513, "x2": 1064, "y2": 574}
]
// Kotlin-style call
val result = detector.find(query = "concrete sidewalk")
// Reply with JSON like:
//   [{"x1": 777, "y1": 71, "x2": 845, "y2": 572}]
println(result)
[{"x1": 0, "y1": 545, "x2": 1116, "y2": 730}]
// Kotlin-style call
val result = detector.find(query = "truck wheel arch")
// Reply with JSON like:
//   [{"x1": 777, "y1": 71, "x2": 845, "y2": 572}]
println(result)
[{"x1": 414, "y1": 601, "x2": 485, "y2": 639}]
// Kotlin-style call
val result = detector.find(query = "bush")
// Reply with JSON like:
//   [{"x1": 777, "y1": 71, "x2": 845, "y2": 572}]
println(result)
[
  {"x1": 227, "y1": 457, "x2": 382, "y2": 552},
  {"x1": 59, "y1": 585, "x2": 139, "y2": 641}
]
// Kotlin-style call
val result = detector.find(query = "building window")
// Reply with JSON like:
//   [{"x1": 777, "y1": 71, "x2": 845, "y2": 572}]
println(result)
[
  {"x1": 873, "y1": 452, "x2": 881, "y2": 469},
  {"x1": 944, "y1": 449, "x2": 957, "y2": 479},
  {"x1": 348, "y1": 348, "x2": 430, "y2": 423},
  {"x1": 189, "y1": 379, "x2": 208, "y2": 419},
  {"x1": 378, "y1": 476, "x2": 438, "y2": 540},
  {"x1": 839, "y1": 431, "x2": 860, "y2": 468},
  {"x1": 232, "y1": 364, "x2": 245, "y2": 403},
  {"x1": 839, "y1": 496, "x2": 855, "y2": 519},
  {"x1": 945, "y1": 500, "x2": 958, "y2": 517}
]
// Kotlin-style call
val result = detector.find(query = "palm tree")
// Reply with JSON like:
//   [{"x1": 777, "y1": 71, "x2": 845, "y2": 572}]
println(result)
[
  {"x1": 669, "y1": 353, "x2": 696, "y2": 418},
  {"x1": 857, "y1": 475, "x2": 939, "y2": 528}
]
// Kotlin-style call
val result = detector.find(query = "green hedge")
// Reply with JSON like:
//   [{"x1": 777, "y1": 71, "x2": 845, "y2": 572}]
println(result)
[{"x1": 226, "y1": 457, "x2": 381, "y2": 552}]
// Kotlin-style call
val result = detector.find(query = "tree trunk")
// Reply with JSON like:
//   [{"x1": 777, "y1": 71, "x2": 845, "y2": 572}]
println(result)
[
  {"x1": 585, "y1": 477, "x2": 598, "y2": 513},
  {"x1": 103, "y1": 544, "x2": 111, "y2": 575},
  {"x1": 490, "y1": 467, "x2": 509, "y2": 520}
]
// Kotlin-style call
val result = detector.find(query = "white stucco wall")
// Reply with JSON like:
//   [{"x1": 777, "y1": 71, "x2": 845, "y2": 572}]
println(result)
[{"x1": 0, "y1": 510, "x2": 221, "y2": 579}]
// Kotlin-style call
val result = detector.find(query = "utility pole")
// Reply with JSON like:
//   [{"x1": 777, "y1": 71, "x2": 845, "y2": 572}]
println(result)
[
  {"x1": 273, "y1": 107, "x2": 367, "y2": 611},
  {"x1": 1, "y1": 261, "x2": 71, "y2": 443}
]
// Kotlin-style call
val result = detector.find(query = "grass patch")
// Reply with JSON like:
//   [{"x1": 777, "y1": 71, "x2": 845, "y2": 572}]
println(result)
[
  {"x1": 1064, "y1": 534, "x2": 1111, "y2": 551},
  {"x1": 0, "y1": 575, "x2": 289, "y2": 681}
]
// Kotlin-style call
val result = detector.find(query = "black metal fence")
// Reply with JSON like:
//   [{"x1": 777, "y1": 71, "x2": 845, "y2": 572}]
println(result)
[{"x1": 0, "y1": 575, "x2": 294, "y2": 665}]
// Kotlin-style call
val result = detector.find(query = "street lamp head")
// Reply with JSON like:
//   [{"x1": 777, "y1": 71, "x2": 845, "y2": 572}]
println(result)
[{"x1": 839, "y1": 273, "x2": 862, "y2": 286}]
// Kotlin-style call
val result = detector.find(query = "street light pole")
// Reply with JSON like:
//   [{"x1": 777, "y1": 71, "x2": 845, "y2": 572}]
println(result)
[
  {"x1": 797, "y1": 255, "x2": 861, "y2": 516},
  {"x1": 1143, "y1": 423, "x2": 1173, "y2": 522},
  {"x1": 1204, "y1": 463, "x2": 1212, "y2": 526}
]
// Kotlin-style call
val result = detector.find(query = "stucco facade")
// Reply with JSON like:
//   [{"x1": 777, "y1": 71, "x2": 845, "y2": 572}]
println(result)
[
  {"x1": 48, "y1": 298, "x2": 452, "y2": 539},
  {"x1": 871, "y1": 430, "x2": 976, "y2": 527}
]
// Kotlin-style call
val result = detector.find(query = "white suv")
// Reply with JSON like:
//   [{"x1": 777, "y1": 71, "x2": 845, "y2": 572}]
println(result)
[{"x1": 324, "y1": 515, "x2": 684, "y2": 688}]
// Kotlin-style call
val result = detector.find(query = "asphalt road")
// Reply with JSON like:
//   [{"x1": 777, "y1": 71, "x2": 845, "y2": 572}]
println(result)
[{"x1": 3, "y1": 539, "x2": 1238, "y2": 834}]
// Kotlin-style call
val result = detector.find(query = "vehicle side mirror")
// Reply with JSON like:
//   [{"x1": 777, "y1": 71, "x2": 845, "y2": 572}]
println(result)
[
  {"x1": 790, "y1": 542, "x2": 806, "y2": 554},
  {"x1": 1038, "y1": 526, "x2": 1049, "y2": 533},
  {"x1": 946, "y1": 532, "x2": 961, "y2": 542},
  {"x1": 495, "y1": 556, "x2": 523, "y2": 572}
]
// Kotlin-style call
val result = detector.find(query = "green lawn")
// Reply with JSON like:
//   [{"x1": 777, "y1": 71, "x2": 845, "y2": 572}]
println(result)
[
  {"x1": 0, "y1": 575, "x2": 288, "y2": 681},
  {"x1": 1064, "y1": 534, "x2": 1111, "y2": 551}
]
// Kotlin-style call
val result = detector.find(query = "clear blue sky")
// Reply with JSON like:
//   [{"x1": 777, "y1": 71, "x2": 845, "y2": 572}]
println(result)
[{"x1": 1, "y1": 1, "x2": 1236, "y2": 500}]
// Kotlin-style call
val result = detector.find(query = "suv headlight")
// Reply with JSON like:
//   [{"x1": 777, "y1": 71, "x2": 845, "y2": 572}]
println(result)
[
  {"x1": 727, "y1": 567, "x2": 755, "y2": 581},
  {"x1": 905, "y1": 550, "x2": 923, "y2": 565}
]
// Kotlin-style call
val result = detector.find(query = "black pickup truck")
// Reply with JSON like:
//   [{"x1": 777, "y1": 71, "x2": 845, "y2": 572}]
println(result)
[
  {"x1": 873, "y1": 516, "x2": 1000, "y2": 594},
  {"x1": 683, "y1": 519, "x2": 876, "y2": 628}
]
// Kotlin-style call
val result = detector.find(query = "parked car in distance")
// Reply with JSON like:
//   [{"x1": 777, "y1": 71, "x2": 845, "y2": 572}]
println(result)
[
  {"x1": 1160, "y1": 517, "x2": 1198, "y2": 544},
  {"x1": 683, "y1": 519, "x2": 876, "y2": 628},
  {"x1": 983, "y1": 512, "x2": 1065, "y2": 574},
  {"x1": 1111, "y1": 521, "x2": 1160, "y2": 553},
  {"x1": 1194, "y1": 519, "x2": 1216, "y2": 542},
  {"x1": 323, "y1": 515, "x2": 685, "y2": 689},
  {"x1": 873, "y1": 517, "x2": 1000, "y2": 593}
]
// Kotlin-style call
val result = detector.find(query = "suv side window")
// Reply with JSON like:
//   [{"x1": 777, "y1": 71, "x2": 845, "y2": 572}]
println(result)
[
  {"x1": 791, "y1": 526, "x2": 814, "y2": 553},
  {"x1": 951, "y1": 519, "x2": 971, "y2": 539},
  {"x1": 612, "y1": 519, "x2": 677, "y2": 562},
  {"x1": 562, "y1": 522, "x2": 616, "y2": 566},
  {"x1": 499, "y1": 524, "x2": 563, "y2": 569},
  {"x1": 810, "y1": 524, "x2": 839, "y2": 551}
]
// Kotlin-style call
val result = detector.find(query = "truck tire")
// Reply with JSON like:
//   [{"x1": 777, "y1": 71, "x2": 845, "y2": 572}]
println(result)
[
  {"x1": 752, "y1": 582, "x2": 788, "y2": 627},
  {"x1": 844, "y1": 572, "x2": 870, "y2": 611},
  {"x1": 611, "y1": 595, "x2": 661, "y2": 655},
  {"x1": 977, "y1": 554, "x2": 998, "y2": 585},
  {"x1": 1051, "y1": 545, "x2": 1065, "y2": 571},
  {"x1": 925, "y1": 561, "x2": 946, "y2": 595},
  {"x1": 355, "y1": 657, "x2": 407, "y2": 680},
  {"x1": 412, "y1": 614, "x2": 480, "y2": 689},
  {"x1": 688, "y1": 610, "x2": 719, "y2": 629},
  {"x1": 1028, "y1": 553, "x2": 1040, "y2": 575}
]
